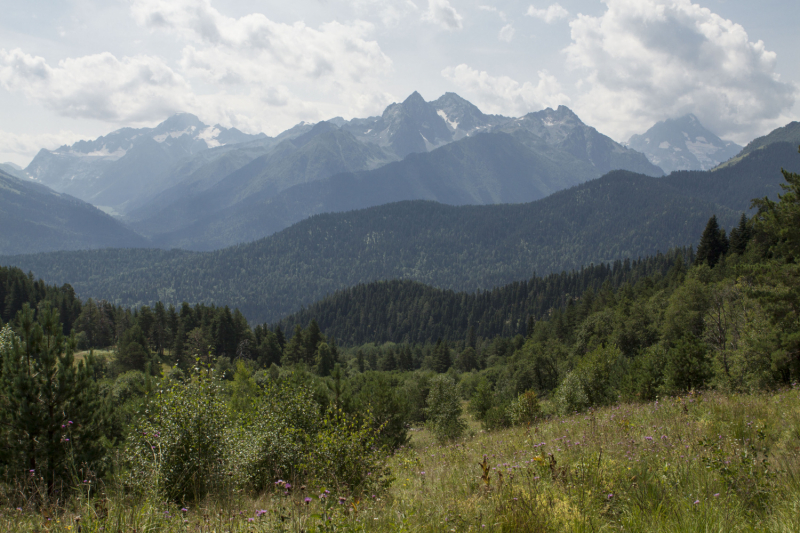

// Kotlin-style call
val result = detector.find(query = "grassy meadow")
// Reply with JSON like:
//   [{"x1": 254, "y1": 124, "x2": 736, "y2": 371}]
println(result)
[{"x1": 2, "y1": 387, "x2": 799, "y2": 532}]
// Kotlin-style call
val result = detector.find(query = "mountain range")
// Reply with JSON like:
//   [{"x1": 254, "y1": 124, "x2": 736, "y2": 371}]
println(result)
[
  {"x1": 627, "y1": 114, "x2": 742, "y2": 173},
  {"x1": 4, "y1": 138, "x2": 798, "y2": 323},
  {"x1": 14, "y1": 91, "x2": 665, "y2": 251}
]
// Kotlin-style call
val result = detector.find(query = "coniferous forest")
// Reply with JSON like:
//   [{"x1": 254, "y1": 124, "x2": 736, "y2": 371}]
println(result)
[{"x1": 0, "y1": 148, "x2": 798, "y2": 531}]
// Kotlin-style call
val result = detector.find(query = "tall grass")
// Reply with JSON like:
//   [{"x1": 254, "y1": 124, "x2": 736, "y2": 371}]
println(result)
[{"x1": 2, "y1": 387, "x2": 799, "y2": 532}]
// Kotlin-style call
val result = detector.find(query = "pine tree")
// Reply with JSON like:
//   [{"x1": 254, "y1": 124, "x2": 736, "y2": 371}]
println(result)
[
  {"x1": 274, "y1": 325, "x2": 286, "y2": 350},
  {"x1": 432, "y1": 339, "x2": 452, "y2": 373},
  {"x1": 283, "y1": 325, "x2": 305, "y2": 366},
  {"x1": 695, "y1": 215, "x2": 729, "y2": 267},
  {"x1": 304, "y1": 320, "x2": 322, "y2": 365},
  {"x1": 1, "y1": 304, "x2": 108, "y2": 493},
  {"x1": 728, "y1": 213, "x2": 751, "y2": 256},
  {"x1": 356, "y1": 349, "x2": 366, "y2": 373},
  {"x1": 315, "y1": 342, "x2": 335, "y2": 376}
]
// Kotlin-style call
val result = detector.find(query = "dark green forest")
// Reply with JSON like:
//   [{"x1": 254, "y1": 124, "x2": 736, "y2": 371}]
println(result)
[{"x1": 275, "y1": 248, "x2": 692, "y2": 345}]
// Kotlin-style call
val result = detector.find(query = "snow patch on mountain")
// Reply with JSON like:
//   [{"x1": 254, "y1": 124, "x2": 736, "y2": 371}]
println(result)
[{"x1": 437, "y1": 109, "x2": 459, "y2": 131}]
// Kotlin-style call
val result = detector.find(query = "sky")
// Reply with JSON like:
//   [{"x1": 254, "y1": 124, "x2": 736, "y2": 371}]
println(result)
[{"x1": 1, "y1": 0, "x2": 798, "y2": 167}]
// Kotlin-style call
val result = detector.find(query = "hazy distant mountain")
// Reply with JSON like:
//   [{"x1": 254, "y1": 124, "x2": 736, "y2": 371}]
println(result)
[
  {"x1": 431, "y1": 92, "x2": 509, "y2": 140},
  {"x1": 130, "y1": 126, "x2": 397, "y2": 238},
  {"x1": 24, "y1": 113, "x2": 268, "y2": 215},
  {"x1": 142, "y1": 127, "x2": 659, "y2": 250},
  {"x1": 129, "y1": 95, "x2": 662, "y2": 249},
  {"x1": 498, "y1": 106, "x2": 664, "y2": 176},
  {"x1": 0, "y1": 162, "x2": 27, "y2": 180},
  {"x1": 0, "y1": 169, "x2": 147, "y2": 255},
  {"x1": 628, "y1": 114, "x2": 741, "y2": 173}
]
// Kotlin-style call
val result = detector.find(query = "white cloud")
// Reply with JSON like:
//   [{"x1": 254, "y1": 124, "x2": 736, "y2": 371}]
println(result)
[
  {"x1": 348, "y1": 0, "x2": 419, "y2": 26},
  {"x1": 442, "y1": 64, "x2": 570, "y2": 116},
  {"x1": 0, "y1": 129, "x2": 86, "y2": 167},
  {"x1": 526, "y1": 3, "x2": 569, "y2": 24},
  {"x1": 423, "y1": 0, "x2": 463, "y2": 31},
  {"x1": 564, "y1": 0, "x2": 797, "y2": 142},
  {"x1": 131, "y1": 0, "x2": 392, "y2": 84},
  {"x1": 0, "y1": 48, "x2": 191, "y2": 123},
  {"x1": 498, "y1": 24, "x2": 515, "y2": 43}
]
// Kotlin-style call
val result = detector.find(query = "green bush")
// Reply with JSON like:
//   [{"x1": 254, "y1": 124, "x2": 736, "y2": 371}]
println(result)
[
  {"x1": 425, "y1": 375, "x2": 467, "y2": 442},
  {"x1": 122, "y1": 370, "x2": 233, "y2": 502},
  {"x1": 507, "y1": 390, "x2": 540, "y2": 426},
  {"x1": 305, "y1": 408, "x2": 390, "y2": 494}
]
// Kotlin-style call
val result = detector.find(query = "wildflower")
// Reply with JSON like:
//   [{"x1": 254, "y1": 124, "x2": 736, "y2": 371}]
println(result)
[
  {"x1": 181, "y1": 508, "x2": 188, "y2": 512},
  {"x1": 304, "y1": 498, "x2": 312, "y2": 505},
  {"x1": 693, "y1": 500, "x2": 700, "y2": 505},
  {"x1": 607, "y1": 494, "x2": 614, "y2": 499},
  {"x1": 645, "y1": 436, "x2": 653, "y2": 441},
  {"x1": 713, "y1": 493, "x2": 720, "y2": 498}
]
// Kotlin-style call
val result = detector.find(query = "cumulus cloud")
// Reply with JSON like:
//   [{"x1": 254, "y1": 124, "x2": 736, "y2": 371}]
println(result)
[
  {"x1": 131, "y1": 0, "x2": 392, "y2": 84},
  {"x1": 564, "y1": 0, "x2": 797, "y2": 142},
  {"x1": 442, "y1": 64, "x2": 570, "y2": 116},
  {"x1": 0, "y1": 129, "x2": 86, "y2": 167},
  {"x1": 0, "y1": 48, "x2": 191, "y2": 123},
  {"x1": 498, "y1": 24, "x2": 515, "y2": 43},
  {"x1": 526, "y1": 3, "x2": 569, "y2": 24},
  {"x1": 423, "y1": 0, "x2": 463, "y2": 31}
]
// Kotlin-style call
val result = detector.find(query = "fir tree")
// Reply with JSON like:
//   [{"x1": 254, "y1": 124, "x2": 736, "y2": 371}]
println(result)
[
  {"x1": 282, "y1": 325, "x2": 305, "y2": 366},
  {"x1": 432, "y1": 339, "x2": 452, "y2": 373},
  {"x1": 695, "y1": 215, "x2": 729, "y2": 267},
  {"x1": 728, "y1": 213, "x2": 751, "y2": 255},
  {"x1": 315, "y1": 342, "x2": 335, "y2": 376}
]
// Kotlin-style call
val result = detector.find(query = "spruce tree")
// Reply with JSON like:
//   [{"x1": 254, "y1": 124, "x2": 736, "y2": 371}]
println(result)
[
  {"x1": 432, "y1": 339, "x2": 452, "y2": 373},
  {"x1": 304, "y1": 320, "x2": 322, "y2": 365},
  {"x1": 283, "y1": 325, "x2": 305, "y2": 366},
  {"x1": 728, "y1": 213, "x2": 751, "y2": 255},
  {"x1": 315, "y1": 342, "x2": 335, "y2": 376},
  {"x1": 695, "y1": 215, "x2": 729, "y2": 267}
]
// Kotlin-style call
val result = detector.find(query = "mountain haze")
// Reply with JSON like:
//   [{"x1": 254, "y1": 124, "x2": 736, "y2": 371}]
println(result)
[
  {"x1": 129, "y1": 96, "x2": 664, "y2": 250},
  {"x1": 0, "y1": 169, "x2": 147, "y2": 255},
  {"x1": 628, "y1": 114, "x2": 741, "y2": 173}
]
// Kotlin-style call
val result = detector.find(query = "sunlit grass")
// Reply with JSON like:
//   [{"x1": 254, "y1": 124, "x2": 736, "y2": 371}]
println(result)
[{"x1": 3, "y1": 388, "x2": 799, "y2": 532}]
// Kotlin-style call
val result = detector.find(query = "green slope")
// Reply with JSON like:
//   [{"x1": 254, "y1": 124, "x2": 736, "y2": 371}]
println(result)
[
  {"x1": 274, "y1": 250, "x2": 689, "y2": 345},
  {"x1": 0, "y1": 170, "x2": 148, "y2": 255},
  {"x1": 715, "y1": 122, "x2": 800, "y2": 169}
]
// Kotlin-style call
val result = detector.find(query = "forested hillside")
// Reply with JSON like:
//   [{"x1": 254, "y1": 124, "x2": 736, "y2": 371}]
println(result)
[
  {"x1": 0, "y1": 169, "x2": 148, "y2": 255},
  {"x1": 276, "y1": 249, "x2": 691, "y2": 345},
  {"x1": 1, "y1": 171, "x2": 739, "y2": 323}
]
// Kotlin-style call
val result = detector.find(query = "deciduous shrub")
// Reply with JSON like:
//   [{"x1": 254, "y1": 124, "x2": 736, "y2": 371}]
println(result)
[{"x1": 507, "y1": 390, "x2": 540, "y2": 426}]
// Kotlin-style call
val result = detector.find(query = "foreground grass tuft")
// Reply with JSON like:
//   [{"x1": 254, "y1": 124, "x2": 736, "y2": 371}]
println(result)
[{"x1": 3, "y1": 388, "x2": 800, "y2": 532}]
